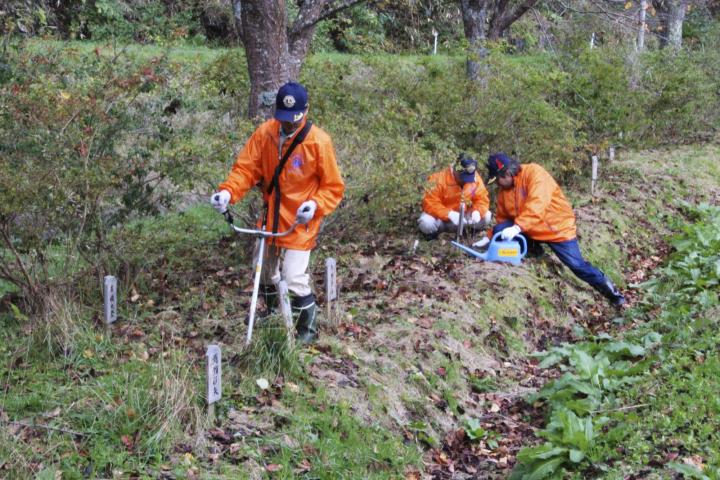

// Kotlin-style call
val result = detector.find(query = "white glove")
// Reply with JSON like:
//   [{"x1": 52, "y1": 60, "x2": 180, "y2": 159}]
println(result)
[
  {"x1": 210, "y1": 190, "x2": 231, "y2": 213},
  {"x1": 484, "y1": 210, "x2": 493, "y2": 224},
  {"x1": 469, "y1": 210, "x2": 481, "y2": 225},
  {"x1": 501, "y1": 224, "x2": 522, "y2": 240},
  {"x1": 448, "y1": 211, "x2": 460, "y2": 226},
  {"x1": 473, "y1": 237, "x2": 490, "y2": 249},
  {"x1": 296, "y1": 200, "x2": 317, "y2": 225}
]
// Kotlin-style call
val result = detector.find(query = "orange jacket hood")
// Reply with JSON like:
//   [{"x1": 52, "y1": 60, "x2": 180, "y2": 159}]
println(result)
[
  {"x1": 494, "y1": 163, "x2": 576, "y2": 242},
  {"x1": 422, "y1": 167, "x2": 490, "y2": 221},
  {"x1": 218, "y1": 119, "x2": 345, "y2": 250}
]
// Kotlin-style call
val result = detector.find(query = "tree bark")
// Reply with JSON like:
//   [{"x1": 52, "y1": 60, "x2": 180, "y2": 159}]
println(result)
[
  {"x1": 238, "y1": 0, "x2": 364, "y2": 119},
  {"x1": 637, "y1": 0, "x2": 647, "y2": 51},
  {"x1": 240, "y1": 0, "x2": 291, "y2": 119},
  {"x1": 654, "y1": 0, "x2": 689, "y2": 50},
  {"x1": 460, "y1": 0, "x2": 490, "y2": 83},
  {"x1": 487, "y1": 0, "x2": 541, "y2": 40},
  {"x1": 459, "y1": 1, "x2": 540, "y2": 82}
]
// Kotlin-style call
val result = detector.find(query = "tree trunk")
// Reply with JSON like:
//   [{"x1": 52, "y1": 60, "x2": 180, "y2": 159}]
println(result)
[
  {"x1": 656, "y1": 0, "x2": 688, "y2": 50},
  {"x1": 459, "y1": 1, "x2": 540, "y2": 83},
  {"x1": 637, "y1": 0, "x2": 647, "y2": 51},
  {"x1": 237, "y1": 0, "x2": 364, "y2": 119},
  {"x1": 460, "y1": 0, "x2": 490, "y2": 83},
  {"x1": 240, "y1": 0, "x2": 294, "y2": 119}
]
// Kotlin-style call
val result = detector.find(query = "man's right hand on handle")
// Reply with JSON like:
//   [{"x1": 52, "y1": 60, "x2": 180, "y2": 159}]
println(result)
[
  {"x1": 448, "y1": 211, "x2": 460, "y2": 226},
  {"x1": 210, "y1": 190, "x2": 231, "y2": 213}
]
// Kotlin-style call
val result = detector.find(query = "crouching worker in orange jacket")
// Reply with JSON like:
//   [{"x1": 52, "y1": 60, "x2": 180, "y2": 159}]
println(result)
[
  {"x1": 478, "y1": 152, "x2": 624, "y2": 306},
  {"x1": 418, "y1": 153, "x2": 492, "y2": 240},
  {"x1": 210, "y1": 82, "x2": 345, "y2": 344}
]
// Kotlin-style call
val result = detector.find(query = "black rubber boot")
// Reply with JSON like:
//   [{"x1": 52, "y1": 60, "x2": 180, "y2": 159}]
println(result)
[
  {"x1": 292, "y1": 293, "x2": 318, "y2": 345},
  {"x1": 245, "y1": 284, "x2": 278, "y2": 325},
  {"x1": 596, "y1": 277, "x2": 625, "y2": 307}
]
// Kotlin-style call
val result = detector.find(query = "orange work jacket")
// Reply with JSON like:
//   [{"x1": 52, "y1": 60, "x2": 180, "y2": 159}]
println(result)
[
  {"x1": 495, "y1": 163, "x2": 576, "y2": 242},
  {"x1": 218, "y1": 118, "x2": 345, "y2": 251},
  {"x1": 422, "y1": 167, "x2": 490, "y2": 221}
]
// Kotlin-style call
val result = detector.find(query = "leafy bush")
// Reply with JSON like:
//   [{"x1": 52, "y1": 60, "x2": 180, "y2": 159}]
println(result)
[
  {"x1": 0, "y1": 41, "x2": 195, "y2": 314},
  {"x1": 512, "y1": 334, "x2": 657, "y2": 479},
  {"x1": 642, "y1": 203, "x2": 720, "y2": 313}
]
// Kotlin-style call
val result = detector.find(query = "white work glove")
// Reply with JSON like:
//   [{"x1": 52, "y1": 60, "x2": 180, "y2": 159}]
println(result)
[
  {"x1": 448, "y1": 211, "x2": 460, "y2": 226},
  {"x1": 210, "y1": 190, "x2": 231, "y2": 213},
  {"x1": 484, "y1": 210, "x2": 493, "y2": 224},
  {"x1": 501, "y1": 224, "x2": 522, "y2": 241},
  {"x1": 473, "y1": 237, "x2": 490, "y2": 249},
  {"x1": 296, "y1": 200, "x2": 317, "y2": 225},
  {"x1": 469, "y1": 210, "x2": 481, "y2": 225}
]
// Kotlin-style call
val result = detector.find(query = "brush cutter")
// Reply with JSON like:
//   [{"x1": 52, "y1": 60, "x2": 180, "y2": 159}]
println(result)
[{"x1": 223, "y1": 209, "x2": 297, "y2": 346}]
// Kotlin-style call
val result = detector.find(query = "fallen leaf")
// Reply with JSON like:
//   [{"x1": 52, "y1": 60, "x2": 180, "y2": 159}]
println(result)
[
  {"x1": 43, "y1": 407, "x2": 61, "y2": 419},
  {"x1": 294, "y1": 458, "x2": 312, "y2": 473},
  {"x1": 266, "y1": 463, "x2": 283, "y2": 472},
  {"x1": 121, "y1": 434, "x2": 135, "y2": 451}
]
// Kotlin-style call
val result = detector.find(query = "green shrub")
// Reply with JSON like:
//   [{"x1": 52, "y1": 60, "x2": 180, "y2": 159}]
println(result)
[{"x1": 0, "y1": 41, "x2": 195, "y2": 313}]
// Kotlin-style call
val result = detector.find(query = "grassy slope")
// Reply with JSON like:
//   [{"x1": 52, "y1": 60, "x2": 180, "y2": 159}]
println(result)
[{"x1": 2, "y1": 144, "x2": 718, "y2": 478}]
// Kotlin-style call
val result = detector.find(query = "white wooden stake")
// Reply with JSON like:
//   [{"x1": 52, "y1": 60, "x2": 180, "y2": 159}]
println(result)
[
  {"x1": 277, "y1": 280, "x2": 294, "y2": 346},
  {"x1": 325, "y1": 258, "x2": 337, "y2": 326},
  {"x1": 609, "y1": 146, "x2": 615, "y2": 164},
  {"x1": 432, "y1": 29, "x2": 438, "y2": 55},
  {"x1": 206, "y1": 345, "x2": 222, "y2": 418},
  {"x1": 591, "y1": 155, "x2": 599, "y2": 196},
  {"x1": 103, "y1": 275, "x2": 117, "y2": 326},
  {"x1": 590, "y1": 32, "x2": 595, "y2": 49}
]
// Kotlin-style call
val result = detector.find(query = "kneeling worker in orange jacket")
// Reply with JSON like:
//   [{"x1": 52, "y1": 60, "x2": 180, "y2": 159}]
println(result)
[
  {"x1": 210, "y1": 82, "x2": 345, "y2": 343},
  {"x1": 418, "y1": 153, "x2": 492, "y2": 240},
  {"x1": 478, "y1": 152, "x2": 624, "y2": 306}
]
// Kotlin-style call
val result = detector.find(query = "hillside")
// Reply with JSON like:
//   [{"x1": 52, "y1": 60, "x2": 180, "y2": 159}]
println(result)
[
  {"x1": 2, "y1": 38, "x2": 720, "y2": 479},
  {"x1": 2, "y1": 142, "x2": 719, "y2": 478}
]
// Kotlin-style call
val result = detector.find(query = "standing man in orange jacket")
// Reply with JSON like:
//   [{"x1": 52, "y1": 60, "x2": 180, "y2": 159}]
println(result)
[
  {"x1": 482, "y1": 152, "x2": 625, "y2": 306},
  {"x1": 210, "y1": 82, "x2": 345, "y2": 344},
  {"x1": 418, "y1": 153, "x2": 492, "y2": 240}
]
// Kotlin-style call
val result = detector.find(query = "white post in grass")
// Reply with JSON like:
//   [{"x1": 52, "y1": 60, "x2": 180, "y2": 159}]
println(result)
[
  {"x1": 591, "y1": 155, "x2": 599, "y2": 196},
  {"x1": 206, "y1": 344, "x2": 222, "y2": 418},
  {"x1": 590, "y1": 32, "x2": 595, "y2": 49},
  {"x1": 609, "y1": 146, "x2": 615, "y2": 164},
  {"x1": 277, "y1": 280, "x2": 294, "y2": 346},
  {"x1": 432, "y1": 29, "x2": 438, "y2": 55},
  {"x1": 103, "y1": 275, "x2": 117, "y2": 332},
  {"x1": 325, "y1": 258, "x2": 337, "y2": 326}
]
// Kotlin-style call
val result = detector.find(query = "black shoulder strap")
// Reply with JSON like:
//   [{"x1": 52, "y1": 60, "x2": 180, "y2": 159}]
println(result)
[{"x1": 267, "y1": 121, "x2": 313, "y2": 234}]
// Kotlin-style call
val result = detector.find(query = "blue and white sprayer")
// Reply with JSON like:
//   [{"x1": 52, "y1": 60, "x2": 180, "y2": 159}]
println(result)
[{"x1": 452, "y1": 232, "x2": 528, "y2": 266}]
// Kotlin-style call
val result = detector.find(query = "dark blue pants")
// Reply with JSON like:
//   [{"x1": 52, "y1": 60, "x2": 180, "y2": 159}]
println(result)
[{"x1": 493, "y1": 221, "x2": 608, "y2": 290}]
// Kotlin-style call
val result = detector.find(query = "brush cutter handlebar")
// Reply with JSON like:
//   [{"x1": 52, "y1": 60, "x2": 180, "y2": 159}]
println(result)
[{"x1": 222, "y1": 210, "x2": 298, "y2": 237}]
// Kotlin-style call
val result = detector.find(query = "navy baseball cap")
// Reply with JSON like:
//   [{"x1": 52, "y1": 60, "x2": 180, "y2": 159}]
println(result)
[
  {"x1": 486, "y1": 152, "x2": 512, "y2": 184},
  {"x1": 274, "y1": 82, "x2": 308, "y2": 123},
  {"x1": 456, "y1": 153, "x2": 478, "y2": 184}
]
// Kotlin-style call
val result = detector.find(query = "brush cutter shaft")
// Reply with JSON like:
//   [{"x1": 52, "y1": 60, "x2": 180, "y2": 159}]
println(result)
[
  {"x1": 456, "y1": 202, "x2": 466, "y2": 241},
  {"x1": 221, "y1": 209, "x2": 298, "y2": 345},
  {"x1": 245, "y1": 237, "x2": 265, "y2": 346}
]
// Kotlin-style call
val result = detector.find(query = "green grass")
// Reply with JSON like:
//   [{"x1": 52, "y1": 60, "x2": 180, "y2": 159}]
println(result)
[
  {"x1": 257, "y1": 388, "x2": 421, "y2": 479},
  {"x1": 0, "y1": 307, "x2": 204, "y2": 478}
]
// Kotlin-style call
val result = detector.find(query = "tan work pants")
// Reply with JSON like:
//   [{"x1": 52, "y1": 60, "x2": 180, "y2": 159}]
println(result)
[{"x1": 254, "y1": 241, "x2": 312, "y2": 297}]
